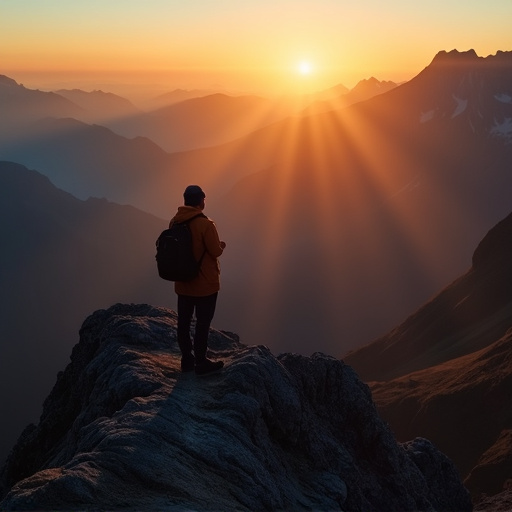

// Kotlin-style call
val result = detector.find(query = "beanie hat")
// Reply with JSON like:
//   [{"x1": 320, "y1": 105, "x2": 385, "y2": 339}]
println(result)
[{"x1": 183, "y1": 185, "x2": 206, "y2": 206}]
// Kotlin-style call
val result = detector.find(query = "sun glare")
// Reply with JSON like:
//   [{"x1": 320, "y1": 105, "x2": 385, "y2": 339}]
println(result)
[{"x1": 298, "y1": 61, "x2": 312, "y2": 75}]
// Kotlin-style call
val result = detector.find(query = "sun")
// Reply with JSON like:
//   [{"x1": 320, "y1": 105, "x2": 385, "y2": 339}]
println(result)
[{"x1": 298, "y1": 61, "x2": 313, "y2": 75}]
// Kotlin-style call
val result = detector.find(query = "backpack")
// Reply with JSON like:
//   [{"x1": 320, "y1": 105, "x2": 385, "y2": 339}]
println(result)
[{"x1": 155, "y1": 214, "x2": 206, "y2": 281}]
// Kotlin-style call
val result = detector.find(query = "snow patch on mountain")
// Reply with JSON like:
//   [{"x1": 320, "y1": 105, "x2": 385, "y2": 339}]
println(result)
[
  {"x1": 494, "y1": 93, "x2": 512, "y2": 104},
  {"x1": 490, "y1": 117, "x2": 512, "y2": 139},
  {"x1": 451, "y1": 95, "x2": 468, "y2": 118},
  {"x1": 420, "y1": 110, "x2": 435, "y2": 123}
]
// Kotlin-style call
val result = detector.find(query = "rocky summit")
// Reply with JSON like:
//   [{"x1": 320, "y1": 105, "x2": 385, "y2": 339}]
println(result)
[{"x1": 0, "y1": 303, "x2": 471, "y2": 511}]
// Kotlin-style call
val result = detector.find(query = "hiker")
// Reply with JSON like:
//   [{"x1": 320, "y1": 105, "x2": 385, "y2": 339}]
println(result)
[{"x1": 170, "y1": 185, "x2": 226, "y2": 375}]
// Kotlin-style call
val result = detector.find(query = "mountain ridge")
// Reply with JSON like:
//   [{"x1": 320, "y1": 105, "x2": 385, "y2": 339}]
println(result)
[
  {"x1": 55, "y1": 88, "x2": 142, "y2": 122},
  {"x1": 105, "y1": 92, "x2": 302, "y2": 152},
  {"x1": 344, "y1": 210, "x2": 512, "y2": 381},
  {"x1": 0, "y1": 303, "x2": 471, "y2": 512}
]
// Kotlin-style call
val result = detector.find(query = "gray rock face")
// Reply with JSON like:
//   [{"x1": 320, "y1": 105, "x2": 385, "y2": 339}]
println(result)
[{"x1": 0, "y1": 304, "x2": 471, "y2": 511}]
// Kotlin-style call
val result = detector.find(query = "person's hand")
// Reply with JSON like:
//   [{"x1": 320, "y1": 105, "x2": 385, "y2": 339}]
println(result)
[{"x1": 220, "y1": 241, "x2": 226, "y2": 249}]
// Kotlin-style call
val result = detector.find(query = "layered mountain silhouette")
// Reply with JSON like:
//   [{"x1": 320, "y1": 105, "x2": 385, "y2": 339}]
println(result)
[
  {"x1": 104, "y1": 93, "x2": 304, "y2": 152},
  {"x1": 0, "y1": 162, "x2": 173, "y2": 466},
  {"x1": 0, "y1": 304, "x2": 472, "y2": 512},
  {"x1": 148, "y1": 87, "x2": 226, "y2": 108},
  {"x1": 345, "y1": 211, "x2": 512, "y2": 507},
  {"x1": 0, "y1": 75, "x2": 83, "y2": 138},
  {"x1": 117, "y1": 82, "x2": 391, "y2": 152},
  {"x1": 55, "y1": 88, "x2": 141, "y2": 123},
  {"x1": 1, "y1": 49, "x2": 511, "y2": 363}
]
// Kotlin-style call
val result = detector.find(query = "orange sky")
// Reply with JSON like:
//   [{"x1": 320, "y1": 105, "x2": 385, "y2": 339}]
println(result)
[{"x1": 1, "y1": 1, "x2": 511, "y2": 99}]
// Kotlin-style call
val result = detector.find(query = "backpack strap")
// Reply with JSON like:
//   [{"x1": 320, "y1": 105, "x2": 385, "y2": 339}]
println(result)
[{"x1": 187, "y1": 213, "x2": 208, "y2": 267}]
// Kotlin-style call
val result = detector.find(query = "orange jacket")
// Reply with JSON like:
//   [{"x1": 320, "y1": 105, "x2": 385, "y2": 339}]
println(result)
[{"x1": 169, "y1": 206, "x2": 224, "y2": 296}]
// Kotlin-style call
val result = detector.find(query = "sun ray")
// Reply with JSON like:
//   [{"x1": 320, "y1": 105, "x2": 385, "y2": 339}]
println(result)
[{"x1": 153, "y1": 72, "x2": 473, "y2": 349}]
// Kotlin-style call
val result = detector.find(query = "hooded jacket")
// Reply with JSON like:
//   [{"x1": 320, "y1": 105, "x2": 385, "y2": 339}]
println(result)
[{"x1": 169, "y1": 206, "x2": 224, "y2": 296}]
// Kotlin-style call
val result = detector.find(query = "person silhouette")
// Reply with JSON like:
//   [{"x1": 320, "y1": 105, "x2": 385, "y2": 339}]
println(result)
[{"x1": 169, "y1": 185, "x2": 226, "y2": 375}]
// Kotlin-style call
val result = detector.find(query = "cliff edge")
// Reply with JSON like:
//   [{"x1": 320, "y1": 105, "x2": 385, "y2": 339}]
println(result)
[{"x1": 0, "y1": 303, "x2": 471, "y2": 511}]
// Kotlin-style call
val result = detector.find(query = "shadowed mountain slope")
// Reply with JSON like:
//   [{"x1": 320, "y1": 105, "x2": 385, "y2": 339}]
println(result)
[
  {"x1": 344, "y1": 210, "x2": 512, "y2": 381},
  {"x1": 371, "y1": 327, "x2": 512, "y2": 504},
  {"x1": 343, "y1": 211, "x2": 512, "y2": 505},
  {"x1": 0, "y1": 304, "x2": 471, "y2": 512},
  {"x1": 0, "y1": 161, "x2": 173, "y2": 467}
]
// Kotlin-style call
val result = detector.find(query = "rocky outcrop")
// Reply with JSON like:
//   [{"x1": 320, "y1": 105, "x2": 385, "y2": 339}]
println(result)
[
  {"x1": 371, "y1": 328, "x2": 512, "y2": 503},
  {"x1": 0, "y1": 303, "x2": 471, "y2": 511}
]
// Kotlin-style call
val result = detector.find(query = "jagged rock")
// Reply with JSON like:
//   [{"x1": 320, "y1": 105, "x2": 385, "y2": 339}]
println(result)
[{"x1": 0, "y1": 304, "x2": 471, "y2": 511}]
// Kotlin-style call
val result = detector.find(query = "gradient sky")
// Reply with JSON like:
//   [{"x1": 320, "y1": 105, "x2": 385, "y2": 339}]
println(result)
[{"x1": 1, "y1": 0, "x2": 511, "y2": 98}]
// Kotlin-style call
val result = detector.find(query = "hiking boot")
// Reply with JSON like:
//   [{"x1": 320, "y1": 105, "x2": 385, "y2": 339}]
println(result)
[
  {"x1": 195, "y1": 358, "x2": 224, "y2": 376},
  {"x1": 181, "y1": 354, "x2": 196, "y2": 372}
]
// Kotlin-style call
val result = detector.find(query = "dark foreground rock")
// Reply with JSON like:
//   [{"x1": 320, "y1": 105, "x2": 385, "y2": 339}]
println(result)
[{"x1": 0, "y1": 304, "x2": 471, "y2": 511}]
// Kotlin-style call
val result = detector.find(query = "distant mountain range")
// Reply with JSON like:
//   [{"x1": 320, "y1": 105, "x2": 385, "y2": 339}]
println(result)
[
  {"x1": 1, "y1": 49, "x2": 511, "y2": 354},
  {"x1": 0, "y1": 75, "x2": 83, "y2": 132},
  {"x1": 55, "y1": 88, "x2": 142, "y2": 121},
  {"x1": 0, "y1": 72, "x2": 395, "y2": 153},
  {"x1": 103, "y1": 92, "x2": 304, "y2": 152},
  {"x1": 148, "y1": 87, "x2": 227, "y2": 108},
  {"x1": 301, "y1": 77, "x2": 397, "y2": 115}
]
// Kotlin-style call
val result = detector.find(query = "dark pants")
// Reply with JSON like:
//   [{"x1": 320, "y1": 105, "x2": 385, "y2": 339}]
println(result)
[{"x1": 177, "y1": 293, "x2": 218, "y2": 362}]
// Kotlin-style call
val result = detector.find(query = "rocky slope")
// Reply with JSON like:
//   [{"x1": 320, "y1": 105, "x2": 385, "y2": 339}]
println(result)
[
  {"x1": 371, "y1": 328, "x2": 512, "y2": 504},
  {"x1": 0, "y1": 303, "x2": 471, "y2": 511}
]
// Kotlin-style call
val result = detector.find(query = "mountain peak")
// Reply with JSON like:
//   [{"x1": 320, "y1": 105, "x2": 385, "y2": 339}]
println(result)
[
  {"x1": 351, "y1": 76, "x2": 397, "y2": 94},
  {"x1": 0, "y1": 303, "x2": 471, "y2": 511},
  {"x1": 432, "y1": 48, "x2": 479, "y2": 62},
  {"x1": 0, "y1": 75, "x2": 20, "y2": 88},
  {"x1": 429, "y1": 48, "x2": 512, "y2": 68},
  {"x1": 472, "y1": 211, "x2": 512, "y2": 269}
]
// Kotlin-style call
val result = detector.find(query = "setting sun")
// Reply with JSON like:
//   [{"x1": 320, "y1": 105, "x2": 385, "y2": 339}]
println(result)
[{"x1": 298, "y1": 61, "x2": 313, "y2": 75}]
